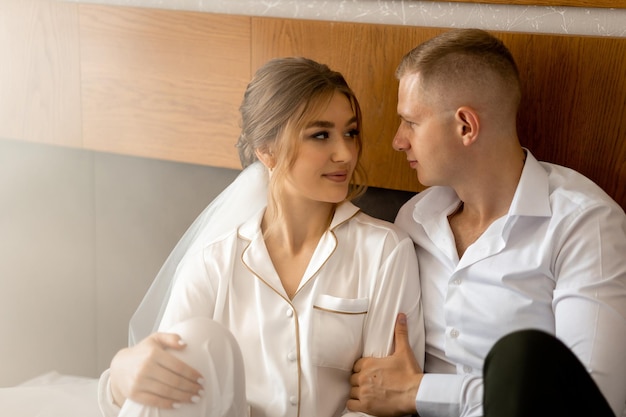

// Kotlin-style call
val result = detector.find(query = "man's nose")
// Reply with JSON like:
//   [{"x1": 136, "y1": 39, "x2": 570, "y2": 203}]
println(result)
[{"x1": 392, "y1": 127, "x2": 409, "y2": 151}]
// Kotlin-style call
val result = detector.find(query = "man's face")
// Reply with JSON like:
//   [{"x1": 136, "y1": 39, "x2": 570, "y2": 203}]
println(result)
[{"x1": 392, "y1": 73, "x2": 458, "y2": 187}]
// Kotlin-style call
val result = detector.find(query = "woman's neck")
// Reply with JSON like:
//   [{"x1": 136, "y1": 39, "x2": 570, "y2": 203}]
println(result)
[
  {"x1": 262, "y1": 198, "x2": 336, "y2": 299},
  {"x1": 262, "y1": 199, "x2": 335, "y2": 254}
]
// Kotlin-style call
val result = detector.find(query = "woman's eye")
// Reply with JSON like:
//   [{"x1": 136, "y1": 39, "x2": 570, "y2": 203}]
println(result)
[
  {"x1": 345, "y1": 129, "x2": 360, "y2": 138},
  {"x1": 311, "y1": 131, "x2": 330, "y2": 140}
]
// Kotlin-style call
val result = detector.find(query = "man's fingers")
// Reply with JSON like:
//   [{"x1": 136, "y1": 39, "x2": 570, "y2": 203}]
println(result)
[
  {"x1": 393, "y1": 313, "x2": 410, "y2": 354},
  {"x1": 349, "y1": 370, "x2": 361, "y2": 387}
]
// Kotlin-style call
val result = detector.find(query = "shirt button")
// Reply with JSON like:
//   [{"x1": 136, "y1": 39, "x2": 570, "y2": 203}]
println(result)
[
  {"x1": 287, "y1": 351, "x2": 297, "y2": 362},
  {"x1": 289, "y1": 396, "x2": 298, "y2": 405},
  {"x1": 450, "y1": 329, "x2": 460, "y2": 338},
  {"x1": 286, "y1": 308, "x2": 294, "y2": 318},
  {"x1": 463, "y1": 365, "x2": 472, "y2": 373},
  {"x1": 453, "y1": 279, "x2": 461, "y2": 285}
]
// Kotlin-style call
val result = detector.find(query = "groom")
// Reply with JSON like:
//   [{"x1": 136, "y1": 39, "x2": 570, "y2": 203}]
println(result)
[{"x1": 346, "y1": 28, "x2": 626, "y2": 417}]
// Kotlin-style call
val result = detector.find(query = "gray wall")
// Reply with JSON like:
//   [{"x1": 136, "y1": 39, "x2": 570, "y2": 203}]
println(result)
[{"x1": 0, "y1": 138, "x2": 238, "y2": 386}]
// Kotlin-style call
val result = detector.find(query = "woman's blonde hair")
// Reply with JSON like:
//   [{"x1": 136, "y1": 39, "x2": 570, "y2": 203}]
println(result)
[{"x1": 236, "y1": 57, "x2": 367, "y2": 227}]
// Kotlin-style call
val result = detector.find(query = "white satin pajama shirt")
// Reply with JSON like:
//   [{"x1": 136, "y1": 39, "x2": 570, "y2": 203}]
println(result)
[
  {"x1": 101, "y1": 201, "x2": 425, "y2": 417},
  {"x1": 396, "y1": 150, "x2": 626, "y2": 417}
]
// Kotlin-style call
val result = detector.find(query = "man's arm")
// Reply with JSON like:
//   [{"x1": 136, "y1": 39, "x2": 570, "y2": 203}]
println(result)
[
  {"x1": 552, "y1": 204, "x2": 626, "y2": 416},
  {"x1": 347, "y1": 314, "x2": 423, "y2": 416}
]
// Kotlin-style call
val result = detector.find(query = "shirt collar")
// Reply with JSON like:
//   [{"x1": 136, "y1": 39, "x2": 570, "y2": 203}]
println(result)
[
  {"x1": 509, "y1": 149, "x2": 552, "y2": 218},
  {"x1": 411, "y1": 149, "x2": 552, "y2": 226},
  {"x1": 238, "y1": 207, "x2": 265, "y2": 241},
  {"x1": 412, "y1": 186, "x2": 459, "y2": 226},
  {"x1": 330, "y1": 201, "x2": 361, "y2": 230},
  {"x1": 237, "y1": 201, "x2": 360, "y2": 241}
]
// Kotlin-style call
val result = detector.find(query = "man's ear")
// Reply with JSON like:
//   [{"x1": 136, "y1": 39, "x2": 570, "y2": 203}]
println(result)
[
  {"x1": 255, "y1": 148, "x2": 276, "y2": 170},
  {"x1": 455, "y1": 106, "x2": 480, "y2": 146}
]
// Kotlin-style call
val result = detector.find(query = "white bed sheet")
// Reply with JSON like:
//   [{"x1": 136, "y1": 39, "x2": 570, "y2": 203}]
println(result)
[{"x1": 0, "y1": 371, "x2": 101, "y2": 417}]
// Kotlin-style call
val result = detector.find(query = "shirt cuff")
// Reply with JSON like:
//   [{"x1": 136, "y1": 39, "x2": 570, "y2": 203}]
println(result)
[
  {"x1": 416, "y1": 373, "x2": 463, "y2": 417},
  {"x1": 97, "y1": 368, "x2": 122, "y2": 417}
]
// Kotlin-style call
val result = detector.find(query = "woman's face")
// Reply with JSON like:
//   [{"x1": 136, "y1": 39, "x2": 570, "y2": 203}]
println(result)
[{"x1": 283, "y1": 92, "x2": 359, "y2": 205}]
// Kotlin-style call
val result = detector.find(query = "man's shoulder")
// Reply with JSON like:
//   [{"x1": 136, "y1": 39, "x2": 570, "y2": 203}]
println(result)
[{"x1": 540, "y1": 161, "x2": 622, "y2": 212}]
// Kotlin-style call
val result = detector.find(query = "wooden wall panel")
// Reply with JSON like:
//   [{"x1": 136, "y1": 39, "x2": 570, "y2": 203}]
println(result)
[
  {"x1": 500, "y1": 33, "x2": 626, "y2": 210},
  {"x1": 3, "y1": 2, "x2": 624, "y2": 208},
  {"x1": 79, "y1": 5, "x2": 251, "y2": 169},
  {"x1": 0, "y1": 0, "x2": 81, "y2": 147},
  {"x1": 251, "y1": 18, "x2": 626, "y2": 208},
  {"x1": 251, "y1": 18, "x2": 442, "y2": 192}
]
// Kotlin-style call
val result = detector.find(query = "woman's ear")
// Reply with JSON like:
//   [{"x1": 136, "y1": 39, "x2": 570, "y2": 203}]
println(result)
[
  {"x1": 255, "y1": 148, "x2": 276, "y2": 170},
  {"x1": 455, "y1": 106, "x2": 480, "y2": 146}
]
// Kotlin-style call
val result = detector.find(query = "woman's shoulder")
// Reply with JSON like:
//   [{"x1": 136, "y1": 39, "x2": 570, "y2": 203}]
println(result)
[
  {"x1": 340, "y1": 209, "x2": 411, "y2": 245},
  {"x1": 335, "y1": 211, "x2": 416, "y2": 264},
  {"x1": 355, "y1": 211, "x2": 409, "y2": 235},
  {"x1": 194, "y1": 207, "x2": 264, "y2": 255}
]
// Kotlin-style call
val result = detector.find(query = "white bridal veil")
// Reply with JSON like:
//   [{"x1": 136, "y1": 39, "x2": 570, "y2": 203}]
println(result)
[{"x1": 128, "y1": 162, "x2": 268, "y2": 345}]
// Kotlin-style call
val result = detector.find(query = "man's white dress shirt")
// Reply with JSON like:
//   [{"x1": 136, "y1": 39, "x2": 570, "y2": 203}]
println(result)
[
  {"x1": 99, "y1": 201, "x2": 424, "y2": 417},
  {"x1": 396, "y1": 150, "x2": 626, "y2": 417}
]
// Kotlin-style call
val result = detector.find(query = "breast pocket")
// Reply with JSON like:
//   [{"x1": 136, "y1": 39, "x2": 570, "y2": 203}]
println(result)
[{"x1": 312, "y1": 294, "x2": 369, "y2": 370}]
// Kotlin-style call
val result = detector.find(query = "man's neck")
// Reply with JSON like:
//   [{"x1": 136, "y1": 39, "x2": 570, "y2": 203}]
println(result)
[{"x1": 448, "y1": 147, "x2": 526, "y2": 257}]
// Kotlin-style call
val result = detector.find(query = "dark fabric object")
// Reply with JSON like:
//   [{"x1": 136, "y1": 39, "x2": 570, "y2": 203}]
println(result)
[
  {"x1": 353, "y1": 187, "x2": 416, "y2": 223},
  {"x1": 483, "y1": 329, "x2": 614, "y2": 417}
]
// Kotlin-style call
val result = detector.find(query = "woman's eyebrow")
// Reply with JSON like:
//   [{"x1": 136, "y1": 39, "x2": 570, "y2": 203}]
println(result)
[
  {"x1": 305, "y1": 116, "x2": 358, "y2": 129},
  {"x1": 305, "y1": 120, "x2": 334, "y2": 129}
]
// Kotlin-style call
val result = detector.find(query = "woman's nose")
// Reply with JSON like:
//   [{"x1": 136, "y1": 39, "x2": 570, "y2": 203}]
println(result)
[{"x1": 332, "y1": 138, "x2": 355, "y2": 162}]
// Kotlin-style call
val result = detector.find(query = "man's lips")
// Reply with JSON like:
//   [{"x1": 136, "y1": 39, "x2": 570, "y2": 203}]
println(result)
[{"x1": 408, "y1": 160, "x2": 418, "y2": 169}]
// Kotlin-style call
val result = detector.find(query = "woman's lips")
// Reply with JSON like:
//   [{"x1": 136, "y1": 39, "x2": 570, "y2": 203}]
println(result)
[{"x1": 323, "y1": 171, "x2": 349, "y2": 182}]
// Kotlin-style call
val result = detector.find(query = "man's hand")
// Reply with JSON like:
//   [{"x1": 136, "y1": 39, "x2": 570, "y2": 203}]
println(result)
[
  {"x1": 109, "y1": 332, "x2": 204, "y2": 409},
  {"x1": 347, "y1": 313, "x2": 423, "y2": 416}
]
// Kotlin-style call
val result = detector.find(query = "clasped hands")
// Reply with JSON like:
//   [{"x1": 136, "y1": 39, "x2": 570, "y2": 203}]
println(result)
[{"x1": 347, "y1": 313, "x2": 423, "y2": 416}]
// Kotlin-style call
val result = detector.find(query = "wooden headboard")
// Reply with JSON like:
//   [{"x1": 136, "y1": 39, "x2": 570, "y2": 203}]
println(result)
[{"x1": 2, "y1": 1, "x2": 625, "y2": 209}]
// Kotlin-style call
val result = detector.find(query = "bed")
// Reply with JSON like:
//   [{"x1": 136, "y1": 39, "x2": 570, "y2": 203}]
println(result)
[{"x1": 0, "y1": 373, "x2": 100, "y2": 416}]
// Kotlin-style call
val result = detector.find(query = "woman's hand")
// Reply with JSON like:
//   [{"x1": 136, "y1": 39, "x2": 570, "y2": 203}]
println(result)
[{"x1": 109, "y1": 332, "x2": 204, "y2": 409}]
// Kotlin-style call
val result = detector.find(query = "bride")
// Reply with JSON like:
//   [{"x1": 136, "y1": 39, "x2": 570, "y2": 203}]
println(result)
[{"x1": 100, "y1": 56, "x2": 424, "y2": 417}]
